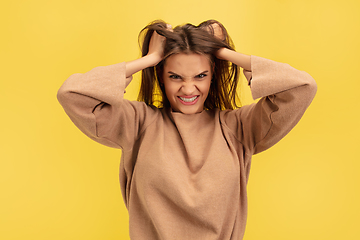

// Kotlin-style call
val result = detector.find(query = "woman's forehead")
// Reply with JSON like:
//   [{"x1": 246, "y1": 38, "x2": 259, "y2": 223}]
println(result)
[{"x1": 164, "y1": 53, "x2": 212, "y2": 75}]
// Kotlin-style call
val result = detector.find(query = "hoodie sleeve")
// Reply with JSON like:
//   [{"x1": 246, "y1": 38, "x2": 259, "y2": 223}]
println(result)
[
  {"x1": 57, "y1": 62, "x2": 158, "y2": 150},
  {"x1": 221, "y1": 55, "x2": 317, "y2": 155}
]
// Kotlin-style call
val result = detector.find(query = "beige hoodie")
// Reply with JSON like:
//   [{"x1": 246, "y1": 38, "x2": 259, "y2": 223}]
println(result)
[{"x1": 57, "y1": 55, "x2": 317, "y2": 240}]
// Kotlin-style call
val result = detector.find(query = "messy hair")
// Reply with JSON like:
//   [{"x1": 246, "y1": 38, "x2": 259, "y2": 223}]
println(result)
[{"x1": 137, "y1": 19, "x2": 240, "y2": 110}]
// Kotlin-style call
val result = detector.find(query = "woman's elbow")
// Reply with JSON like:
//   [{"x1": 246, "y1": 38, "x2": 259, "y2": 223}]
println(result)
[{"x1": 303, "y1": 72, "x2": 318, "y2": 100}]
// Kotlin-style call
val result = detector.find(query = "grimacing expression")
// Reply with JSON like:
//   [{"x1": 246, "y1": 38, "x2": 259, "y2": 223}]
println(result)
[{"x1": 162, "y1": 53, "x2": 212, "y2": 114}]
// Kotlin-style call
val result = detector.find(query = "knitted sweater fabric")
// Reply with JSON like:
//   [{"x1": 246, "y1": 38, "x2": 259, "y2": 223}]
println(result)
[{"x1": 57, "y1": 55, "x2": 317, "y2": 240}]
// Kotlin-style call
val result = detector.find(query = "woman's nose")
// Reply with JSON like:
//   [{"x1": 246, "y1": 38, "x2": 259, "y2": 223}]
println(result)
[{"x1": 181, "y1": 81, "x2": 197, "y2": 95}]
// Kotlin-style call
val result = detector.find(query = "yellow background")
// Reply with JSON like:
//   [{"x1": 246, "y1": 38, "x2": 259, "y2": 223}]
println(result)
[{"x1": 1, "y1": 0, "x2": 359, "y2": 239}]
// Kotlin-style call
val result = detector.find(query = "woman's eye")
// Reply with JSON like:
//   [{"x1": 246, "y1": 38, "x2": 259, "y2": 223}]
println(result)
[
  {"x1": 169, "y1": 75, "x2": 181, "y2": 80},
  {"x1": 196, "y1": 74, "x2": 207, "y2": 78}
]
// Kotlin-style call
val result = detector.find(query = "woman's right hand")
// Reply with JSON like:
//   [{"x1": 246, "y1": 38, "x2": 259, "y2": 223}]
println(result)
[
  {"x1": 147, "y1": 31, "x2": 166, "y2": 65},
  {"x1": 125, "y1": 24, "x2": 172, "y2": 79},
  {"x1": 147, "y1": 24, "x2": 172, "y2": 66}
]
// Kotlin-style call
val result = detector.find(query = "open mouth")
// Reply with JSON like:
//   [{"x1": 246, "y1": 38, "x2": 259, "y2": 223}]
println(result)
[{"x1": 177, "y1": 96, "x2": 199, "y2": 105}]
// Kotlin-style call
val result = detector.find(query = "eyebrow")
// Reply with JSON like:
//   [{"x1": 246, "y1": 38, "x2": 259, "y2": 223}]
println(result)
[{"x1": 167, "y1": 70, "x2": 209, "y2": 77}]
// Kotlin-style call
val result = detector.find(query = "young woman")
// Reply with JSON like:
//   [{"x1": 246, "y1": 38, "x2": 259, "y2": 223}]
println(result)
[{"x1": 57, "y1": 20, "x2": 317, "y2": 240}]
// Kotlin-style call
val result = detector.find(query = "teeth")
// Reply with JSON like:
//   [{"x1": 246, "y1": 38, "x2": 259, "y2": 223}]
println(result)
[{"x1": 179, "y1": 96, "x2": 198, "y2": 102}]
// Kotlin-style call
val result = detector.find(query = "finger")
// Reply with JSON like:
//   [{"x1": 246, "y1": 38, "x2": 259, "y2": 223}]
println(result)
[
  {"x1": 211, "y1": 23, "x2": 224, "y2": 40},
  {"x1": 166, "y1": 24, "x2": 173, "y2": 32}
]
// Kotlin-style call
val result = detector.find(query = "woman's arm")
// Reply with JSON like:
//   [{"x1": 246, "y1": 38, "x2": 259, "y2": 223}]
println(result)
[
  {"x1": 216, "y1": 48, "x2": 251, "y2": 71},
  {"x1": 57, "y1": 29, "x2": 168, "y2": 149},
  {"x1": 221, "y1": 55, "x2": 317, "y2": 155},
  {"x1": 216, "y1": 48, "x2": 252, "y2": 81},
  {"x1": 126, "y1": 54, "x2": 161, "y2": 78},
  {"x1": 205, "y1": 22, "x2": 251, "y2": 72},
  {"x1": 125, "y1": 28, "x2": 169, "y2": 86}
]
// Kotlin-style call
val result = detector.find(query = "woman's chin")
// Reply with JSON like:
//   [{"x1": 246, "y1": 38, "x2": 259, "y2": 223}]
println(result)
[{"x1": 172, "y1": 105, "x2": 203, "y2": 114}]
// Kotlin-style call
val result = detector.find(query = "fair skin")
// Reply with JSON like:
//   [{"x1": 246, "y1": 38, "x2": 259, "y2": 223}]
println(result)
[
  {"x1": 125, "y1": 25, "x2": 252, "y2": 113},
  {"x1": 162, "y1": 53, "x2": 212, "y2": 114}
]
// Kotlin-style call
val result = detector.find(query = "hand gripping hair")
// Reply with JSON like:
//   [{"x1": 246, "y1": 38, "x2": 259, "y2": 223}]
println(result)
[{"x1": 138, "y1": 20, "x2": 241, "y2": 110}]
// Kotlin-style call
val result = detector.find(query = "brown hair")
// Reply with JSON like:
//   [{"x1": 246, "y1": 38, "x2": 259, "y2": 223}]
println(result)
[{"x1": 137, "y1": 20, "x2": 241, "y2": 110}]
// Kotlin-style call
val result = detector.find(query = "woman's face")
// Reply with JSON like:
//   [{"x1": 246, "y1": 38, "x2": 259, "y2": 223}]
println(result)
[{"x1": 162, "y1": 53, "x2": 212, "y2": 114}]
